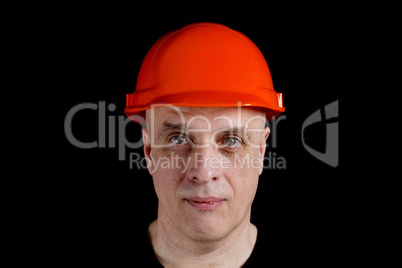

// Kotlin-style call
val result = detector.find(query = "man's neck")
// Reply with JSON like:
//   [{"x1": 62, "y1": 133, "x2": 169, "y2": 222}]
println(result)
[{"x1": 148, "y1": 212, "x2": 257, "y2": 267}]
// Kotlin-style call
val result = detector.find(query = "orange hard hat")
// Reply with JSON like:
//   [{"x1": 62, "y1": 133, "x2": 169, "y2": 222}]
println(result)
[{"x1": 125, "y1": 22, "x2": 285, "y2": 122}]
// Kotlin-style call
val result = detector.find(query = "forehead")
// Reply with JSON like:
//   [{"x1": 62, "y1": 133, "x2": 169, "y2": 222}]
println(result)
[{"x1": 146, "y1": 106, "x2": 266, "y2": 130}]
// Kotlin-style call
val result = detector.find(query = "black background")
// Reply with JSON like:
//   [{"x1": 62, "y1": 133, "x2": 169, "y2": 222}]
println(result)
[{"x1": 56, "y1": 2, "x2": 365, "y2": 266}]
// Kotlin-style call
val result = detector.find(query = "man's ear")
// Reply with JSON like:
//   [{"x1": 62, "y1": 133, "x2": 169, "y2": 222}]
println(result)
[
  {"x1": 142, "y1": 127, "x2": 153, "y2": 175},
  {"x1": 259, "y1": 127, "x2": 270, "y2": 175}
]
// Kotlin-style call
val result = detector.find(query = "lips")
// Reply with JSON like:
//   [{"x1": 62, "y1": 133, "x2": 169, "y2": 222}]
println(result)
[{"x1": 185, "y1": 197, "x2": 224, "y2": 210}]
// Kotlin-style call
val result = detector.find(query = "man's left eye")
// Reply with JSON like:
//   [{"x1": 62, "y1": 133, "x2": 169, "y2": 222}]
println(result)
[{"x1": 223, "y1": 137, "x2": 240, "y2": 147}]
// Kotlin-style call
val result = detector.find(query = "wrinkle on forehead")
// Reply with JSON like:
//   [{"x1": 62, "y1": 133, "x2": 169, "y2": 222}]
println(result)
[{"x1": 145, "y1": 106, "x2": 266, "y2": 131}]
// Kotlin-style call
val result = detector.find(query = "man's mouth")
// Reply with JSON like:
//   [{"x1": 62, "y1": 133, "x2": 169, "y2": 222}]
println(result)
[{"x1": 185, "y1": 197, "x2": 224, "y2": 210}]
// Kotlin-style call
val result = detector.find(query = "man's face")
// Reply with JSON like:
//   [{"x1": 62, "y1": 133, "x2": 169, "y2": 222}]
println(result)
[{"x1": 143, "y1": 106, "x2": 270, "y2": 242}]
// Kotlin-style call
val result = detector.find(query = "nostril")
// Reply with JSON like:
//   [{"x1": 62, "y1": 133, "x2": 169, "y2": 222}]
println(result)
[{"x1": 189, "y1": 172, "x2": 220, "y2": 184}]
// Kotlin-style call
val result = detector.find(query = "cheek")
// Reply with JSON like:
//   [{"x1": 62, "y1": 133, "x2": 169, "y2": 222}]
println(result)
[
  {"x1": 236, "y1": 169, "x2": 259, "y2": 201},
  {"x1": 228, "y1": 150, "x2": 260, "y2": 203},
  {"x1": 150, "y1": 149, "x2": 185, "y2": 202}
]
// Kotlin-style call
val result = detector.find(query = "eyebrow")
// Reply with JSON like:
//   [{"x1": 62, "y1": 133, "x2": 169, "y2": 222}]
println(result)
[
  {"x1": 158, "y1": 121, "x2": 187, "y2": 139},
  {"x1": 217, "y1": 128, "x2": 251, "y2": 140},
  {"x1": 158, "y1": 121, "x2": 251, "y2": 140}
]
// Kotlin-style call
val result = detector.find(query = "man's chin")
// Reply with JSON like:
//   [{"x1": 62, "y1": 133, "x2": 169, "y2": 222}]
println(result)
[
  {"x1": 185, "y1": 228, "x2": 229, "y2": 243},
  {"x1": 181, "y1": 218, "x2": 233, "y2": 243}
]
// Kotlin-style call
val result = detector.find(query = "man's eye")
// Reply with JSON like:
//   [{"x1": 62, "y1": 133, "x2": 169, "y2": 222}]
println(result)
[
  {"x1": 170, "y1": 135, "x2": 188, "y2": 145},
  {"x1": 223, "y1": 137, "x2": 240, "y2": 147}
]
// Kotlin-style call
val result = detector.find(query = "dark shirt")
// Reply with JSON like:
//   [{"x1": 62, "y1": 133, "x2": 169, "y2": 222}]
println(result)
[
  {"x1": 59, "y1": 221, "x2": 276, "y2": 267},
  {"x1": 141, "y1": 223, "x2": 275, "y2": 267}
]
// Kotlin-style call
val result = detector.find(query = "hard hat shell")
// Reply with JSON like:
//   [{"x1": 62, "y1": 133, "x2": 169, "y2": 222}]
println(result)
[{"x1": 125, "y1": 22, "x2": 285, "y2": 122}]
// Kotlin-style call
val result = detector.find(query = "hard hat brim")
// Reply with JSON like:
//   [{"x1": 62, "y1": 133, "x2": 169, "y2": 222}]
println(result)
[{"x1": 125, "y1": 89, "x2": 285, "y2": 123}]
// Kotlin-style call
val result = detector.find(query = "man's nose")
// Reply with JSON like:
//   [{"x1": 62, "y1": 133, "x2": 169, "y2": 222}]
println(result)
[{"x1": 185, "y1": 145, "x2": 224, "y2": 184}]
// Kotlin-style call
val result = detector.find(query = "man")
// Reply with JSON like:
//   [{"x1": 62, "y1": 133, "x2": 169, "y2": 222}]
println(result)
[{"x1": 125, "y1": 22, "x2": 285, "y2": 267}]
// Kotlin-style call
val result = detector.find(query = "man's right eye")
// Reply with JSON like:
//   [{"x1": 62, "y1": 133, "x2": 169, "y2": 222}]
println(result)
[{"x1": 170, "y1": 135, "x2": 189, "y2": 145}]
